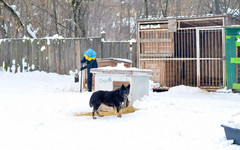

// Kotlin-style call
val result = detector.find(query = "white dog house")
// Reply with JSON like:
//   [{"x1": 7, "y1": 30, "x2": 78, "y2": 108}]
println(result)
[{"x1": 90, "y1": 63, "x2": 153, "y2": 105}]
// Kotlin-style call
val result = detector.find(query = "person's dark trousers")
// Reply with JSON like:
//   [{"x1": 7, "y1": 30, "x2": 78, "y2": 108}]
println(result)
[{"x1": 87, "y1": 69, "x2": 93, "y2": 92}]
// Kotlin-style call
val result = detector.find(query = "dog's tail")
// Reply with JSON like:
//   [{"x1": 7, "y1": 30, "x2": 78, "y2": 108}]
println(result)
[
  {"x1": 89, "y1": 102, "x2": 93, "y2": 107},
  {"x1": 89, "y1": 98, "x2": 93, "y2": 107}
]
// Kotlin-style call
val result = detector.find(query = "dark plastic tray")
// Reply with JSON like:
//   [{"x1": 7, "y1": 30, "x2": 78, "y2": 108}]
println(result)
[{"x1": 221, "y1": 124, "x2": 240, "y2": 145}]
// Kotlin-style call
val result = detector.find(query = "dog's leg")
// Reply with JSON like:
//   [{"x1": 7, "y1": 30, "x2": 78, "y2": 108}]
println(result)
[
  {"x1": 92, "y1": 104, "x2": 101, "y2": 119},
  {"x1": 96, "y1": 110, "x2": 104, "y2": 117},
  {"x1": 92, "y1": 106, "x2": 98, "y2": 119},
  {"x1": 116, "y1": 106, "x2": 122, "y2": 117},
  {"x1": 92, "y1": 109, "x2": 97, "y2": 119}
]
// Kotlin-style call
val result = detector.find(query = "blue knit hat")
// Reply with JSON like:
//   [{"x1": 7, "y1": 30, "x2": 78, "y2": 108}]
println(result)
[
  {"x1": 84, "y1": 49, "x2": 96, "y2": 61},
  {"x1": 84, "y1": 49, "x2": 96, "y2": 58}
]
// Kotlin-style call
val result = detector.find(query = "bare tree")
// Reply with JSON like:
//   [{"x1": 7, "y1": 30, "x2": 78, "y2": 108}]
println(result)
[
  {"x1": 71, "y1": 0, "x2": 92, "y2": 37},
  {"x1": 0, "y1": 0, "x2": 239, "y2": 40},
  {"x1": 0, "y1": 0, "x2": 33, "y2": 37},
  {"x1": 144, "y1": 0, "x2": 149, "y2": 18},
  {"x1": 52, "y1": 0, "x2": 59, "y2": 35},
  {"x1": 158, "y1": 0, "x2": 169, "y2": 17},
  {"x1": 175, "y1": 0, "x2": 182, "y2": 16},
  {"x1": 215, "y1": 0, "x2": 221, "y2": 14}
]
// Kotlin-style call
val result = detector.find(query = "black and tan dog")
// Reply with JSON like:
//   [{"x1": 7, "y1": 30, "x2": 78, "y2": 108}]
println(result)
[{"x1": 89, "y1": 84, "x2": 130, "y2": 119}]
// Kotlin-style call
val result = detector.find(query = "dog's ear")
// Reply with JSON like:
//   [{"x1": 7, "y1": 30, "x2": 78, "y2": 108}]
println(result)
[
  {"x1": 127, "y1": 84, "x2": 130, "y2": 89},
  {"x1": 121, "y1": 84, "x2": 125, "y2": 89}
]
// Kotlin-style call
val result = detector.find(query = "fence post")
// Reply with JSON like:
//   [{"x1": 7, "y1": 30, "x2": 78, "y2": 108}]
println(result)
[
  {"x1": 131, "y1": 41, "x2": 137, "y2": 68},
  {"x1": 101, "y1": 31, "x2": 106, "y2": 59}
]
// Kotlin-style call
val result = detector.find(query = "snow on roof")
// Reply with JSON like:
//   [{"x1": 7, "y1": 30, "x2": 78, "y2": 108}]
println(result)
[
  {"x1": 107, "y1": 57, "x2": 132, "y2": 64},
  {"x1": 91, "y1": 63, "x2": 153, "y2": 75},
  {"x1": 137, "y1": 14, "x2": 239, "y2": 22}
]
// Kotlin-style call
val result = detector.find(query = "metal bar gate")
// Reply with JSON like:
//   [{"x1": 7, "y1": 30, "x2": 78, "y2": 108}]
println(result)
[{"x1": 139, "y1": 28, "x2": 225, "y2": 90}]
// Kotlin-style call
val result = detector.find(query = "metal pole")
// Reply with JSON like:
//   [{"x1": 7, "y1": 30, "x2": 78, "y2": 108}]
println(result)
[
  {"x1": 196, "y1": 29, "x2": 200, "y2": 87},
  {"x1": 80, "y1": 63, "x2": 83, "y2": 93},
  {"x1": 222, "y1": 27, "x2": 226, "y2": 87}
]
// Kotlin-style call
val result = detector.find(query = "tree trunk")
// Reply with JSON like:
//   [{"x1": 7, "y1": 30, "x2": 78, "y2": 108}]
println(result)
[
  {"x1": 162, "y1": 0, "x2": 168, "y2": 17},
  {"x1": 144, "y1": 0, "x2": 148, "y2": 18},
  {"x1": 0, "y1": 0, "x2": 33, "y2": 38},
  {"x1": 176, "y1": 0, "x2": 181, "y2": 16},
  {"x1": 52, "y1": 0, "x2": 59, "y2": 35},
  {"x1": 215, "y1": 0, "x2": 221, "y2": 14}
]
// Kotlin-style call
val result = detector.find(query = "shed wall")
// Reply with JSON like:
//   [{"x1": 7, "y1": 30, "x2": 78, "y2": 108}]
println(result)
[{"x1": 137, "y1": 16, "x2": 239, "y2": 89}]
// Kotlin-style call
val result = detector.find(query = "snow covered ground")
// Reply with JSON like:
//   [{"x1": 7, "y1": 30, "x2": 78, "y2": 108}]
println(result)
[{"x1": 0, "y1": 70, "x2": 240, "y2": 150}]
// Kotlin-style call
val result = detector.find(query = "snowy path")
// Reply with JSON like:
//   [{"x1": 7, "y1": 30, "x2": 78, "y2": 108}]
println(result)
[{"x1": 0, "y1": 71, "x2": 240, "y2": 150}]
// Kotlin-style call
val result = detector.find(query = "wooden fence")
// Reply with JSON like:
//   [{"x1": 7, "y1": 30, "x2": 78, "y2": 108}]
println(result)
[{"x1": 0, "y1": 38, "x2": 136, "y2": 74}]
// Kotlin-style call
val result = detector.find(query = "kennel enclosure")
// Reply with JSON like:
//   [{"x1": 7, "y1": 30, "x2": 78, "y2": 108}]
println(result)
[{"x1": 136, "y1": 15, "x2": 240, "y2": 90}]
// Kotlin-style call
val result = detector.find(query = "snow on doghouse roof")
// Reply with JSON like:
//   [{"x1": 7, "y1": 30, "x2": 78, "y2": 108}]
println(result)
[
  {"x1": 91, "y1": 63, "x2": 153, "y2": 75},
  {"x1": 105, "y1": 57, "x2": 132, "y2": 64}
]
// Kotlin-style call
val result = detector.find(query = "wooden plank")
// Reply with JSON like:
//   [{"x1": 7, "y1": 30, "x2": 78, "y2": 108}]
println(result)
[
  {"x1": 4, "y1": 40, "x2": 9, "y2": 71},
  {"x1": 32, "y1": 39, "x2": 39, "y2": 71},
  {"x1": 25, "y1": 39, "x2": 31, "y2": 71},
  {"x1": 112, "y1": 42, "x2": 120, "y2": 58},
  {"x1": 48, "y1": 39, "x2": 56, "y2": 73},
  {"x1": 131, "y1": 42, "x2": 137, "y2": 67},
  {"x1": 31, "y1": 40, "x2": 36, "y2": 71},
  {"x1": 92, "y1": 38, "x2": 102, "y2": 58},
  {"x1": 80, "y1": 38, "x2": 87, "y2": 58},
  {"x1": 80, "y1": 38, "x2": 88, "y2": 87},
  {"x1": 103, "y1": 42, "x2": 112, "y2": 58},
  {"x1": 233, "y1": 83, "x2": 240, "y2": 89},
  {"x1": 63, "y1": 39, "x2": 68, "y2": 74},
  {"x1": 0, "y1": 40, "x2": 2, "y2": 67},
  {"x1": 17, "y1": 39, "x2": 23, "y2": 72},
  {"x1": 58, "y1": 40, "x2": 65, "y2": 74},
  {"x1": 42, "y1": 39, "x2": 48, "y2": 72},
  {"x1": 86, "y1": 38, "x2": 94, "y2": 51},
  {"x1": 65, "y1": 39, "x2": 71, "y2": 73},
  {"x1": 22, "y1": 39, "x2": 28, "y2": 72},
  {"x1": 64, "y1": 39, "x2": 70, "y2": 73},
  {"x1": 140, "y1": 38, "x2": 172, "y2": 42},
  {"x1": 231, "y1": 58, "x2": 240, "y2": 64},
  {"x1": 75, "y1": 39, "x2": 81, "y2": 71},
  {"x1": 38, "y1": 39, "x2": 44, "y2": 71},
  {"x1": 55, "y1": 40, "x2": 61, "y2": 74},
  {"x1": 43, "y1": 39, "x2": 49, "y2": 73},
  {"x1": 120, "y1": 42, "x2": 130, "y2": 59},
  {"x1": 9, "y1": 40, "x2": 14, "y2": 72}
]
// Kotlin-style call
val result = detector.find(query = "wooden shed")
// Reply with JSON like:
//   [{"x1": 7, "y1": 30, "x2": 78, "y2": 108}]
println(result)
[{"x1": 136, "y1": 15, "x2": 240, "y2": 90}]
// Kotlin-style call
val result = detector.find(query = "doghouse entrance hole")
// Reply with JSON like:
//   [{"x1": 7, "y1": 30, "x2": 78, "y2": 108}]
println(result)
[{"x1": 113, "y1": 81, "x2": 130, "y2": 90}]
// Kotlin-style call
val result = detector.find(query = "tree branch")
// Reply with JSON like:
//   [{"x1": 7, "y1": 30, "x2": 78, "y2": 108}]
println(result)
[
  {"x1": 0, "y1": 0, "x2": 33, "y2": 38},
  {"x1": 31, "y1": 3, "x2": 75, "y2": 33}
]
